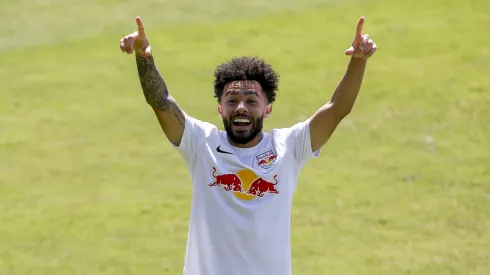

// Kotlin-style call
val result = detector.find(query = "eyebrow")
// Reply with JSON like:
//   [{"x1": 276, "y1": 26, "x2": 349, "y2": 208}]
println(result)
[{"x1": 224, "y1": 90, "x2": 259, "y2": 97}]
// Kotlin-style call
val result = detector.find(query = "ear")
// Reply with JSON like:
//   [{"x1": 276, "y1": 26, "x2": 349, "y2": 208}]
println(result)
[
  {"x1": 218, "y1": 104, "x2": 223, "y2": 118},
  {"x1": 264, "y1": 104, "x2": 272, "y2": 118}
]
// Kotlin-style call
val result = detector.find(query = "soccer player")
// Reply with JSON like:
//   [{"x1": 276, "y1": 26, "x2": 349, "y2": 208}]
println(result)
[{"x1": 120, "y1": 16, "x2": 376, "y2": 275}]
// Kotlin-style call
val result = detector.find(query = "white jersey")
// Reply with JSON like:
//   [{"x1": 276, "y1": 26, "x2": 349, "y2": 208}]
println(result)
[{"x1": 174, "y1": 114, "x2": 320, "y2": 275}]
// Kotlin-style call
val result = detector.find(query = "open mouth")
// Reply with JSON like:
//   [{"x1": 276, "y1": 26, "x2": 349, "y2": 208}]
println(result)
[{"x1": 232, "y1": 117, "x2": 252, "y2": 128}]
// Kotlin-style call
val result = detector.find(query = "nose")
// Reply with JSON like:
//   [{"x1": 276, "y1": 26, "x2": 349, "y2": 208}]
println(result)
[{"x1": 235, "y1": 101, "x2": 248, "y2": 114}]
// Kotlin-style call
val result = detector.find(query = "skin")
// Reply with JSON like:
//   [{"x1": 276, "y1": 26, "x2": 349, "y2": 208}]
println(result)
[
  {"x1": 119, "y1": 16, "x2": 377, "y2": 151},
  {"x1": 308, "y1": 16, "x2": 376, "y2": 151},
  {"x1": 218, "y1": 80, "x2": 272, "y2": 148},
  {"x1": 120, "y1": 17, "x2": 185, "y2": 146}
]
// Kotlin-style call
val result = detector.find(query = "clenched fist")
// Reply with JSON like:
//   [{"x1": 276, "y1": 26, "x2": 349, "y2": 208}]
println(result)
[{"x1": 119, "y1": 16, "x2": 152, "y2": 57}]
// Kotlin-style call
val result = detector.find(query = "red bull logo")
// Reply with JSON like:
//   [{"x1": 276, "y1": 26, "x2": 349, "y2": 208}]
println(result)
[
  {"x1": 209, "y1": 168, "x2": 244, "y2": 192},
  {"x1": 255, "y1": 150, "x2": 277, "y2": 169},
  {"x1": 209, "y1": 167, "x2": 279, "y2": 200}
]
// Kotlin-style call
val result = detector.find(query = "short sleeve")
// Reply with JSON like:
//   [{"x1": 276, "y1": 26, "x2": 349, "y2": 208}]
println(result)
[
  {"x1": 289, "y1": 119, "x2": 321, "y2": 167},
  {"x1": 173, "y1": 114, "x2": 216, "y2": 163}
]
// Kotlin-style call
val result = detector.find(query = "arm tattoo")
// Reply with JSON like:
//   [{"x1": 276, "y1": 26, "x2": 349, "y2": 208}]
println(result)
[
  {"x1": 168, "y1": 95, "x2": 185, "y2": 127},
  {"x1": 136, "y1": 55, "x2": 170, "y2": 111},
  {"x1": 136, "y1": 55, "x2": 184, "y2": 127}
]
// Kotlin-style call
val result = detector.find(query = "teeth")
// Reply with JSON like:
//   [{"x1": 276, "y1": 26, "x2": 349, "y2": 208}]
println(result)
[{"x1": 234, "y1": 118, "x2": 250, "y2": 123}]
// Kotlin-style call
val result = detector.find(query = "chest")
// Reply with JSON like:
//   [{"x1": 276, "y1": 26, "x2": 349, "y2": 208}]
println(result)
[{"x1": 193, "y1": 142, "x2": 298, "y2": 203}]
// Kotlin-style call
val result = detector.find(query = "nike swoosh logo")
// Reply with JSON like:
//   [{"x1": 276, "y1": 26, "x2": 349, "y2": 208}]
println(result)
[{"x1": 216, "y1": 145, "x2": 234, "y2": 155}]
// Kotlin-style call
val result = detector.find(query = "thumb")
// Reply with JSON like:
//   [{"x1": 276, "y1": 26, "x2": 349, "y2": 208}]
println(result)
[
  {"x1": 345, "y1": 46, "x2": 355, "y2": 55},
  {"x1": 144, "y1": 44, "x2": 152, "y2": 57}
]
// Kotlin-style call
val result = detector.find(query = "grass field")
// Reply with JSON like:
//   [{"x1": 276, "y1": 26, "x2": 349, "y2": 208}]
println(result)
[{"x1": 1, "y1": 0, "x2": 490, "y2": 274}]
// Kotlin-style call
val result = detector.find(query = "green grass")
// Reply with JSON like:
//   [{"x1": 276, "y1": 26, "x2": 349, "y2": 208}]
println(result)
[{"x1": 1, "y1": 0, "x2": 490, "y2": 274}]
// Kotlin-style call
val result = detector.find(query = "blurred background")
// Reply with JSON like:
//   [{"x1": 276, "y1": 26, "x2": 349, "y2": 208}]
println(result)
[{"x1": 1, "y1": 0, "x2": 489, "y2": 274}]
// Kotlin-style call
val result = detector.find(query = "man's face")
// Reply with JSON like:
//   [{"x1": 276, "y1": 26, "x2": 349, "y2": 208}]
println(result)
[{"x1": 219, "y1": 80, "x2": 272, "y2": 146}]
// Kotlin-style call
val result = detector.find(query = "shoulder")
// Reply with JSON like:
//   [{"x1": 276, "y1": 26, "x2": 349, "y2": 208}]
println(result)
[
  {"x1": 269, "y1": 119, "x2": 311, "y2": 141},
  {"x1": 184, "y1": 114, "x2": 219, "y2": 136}
]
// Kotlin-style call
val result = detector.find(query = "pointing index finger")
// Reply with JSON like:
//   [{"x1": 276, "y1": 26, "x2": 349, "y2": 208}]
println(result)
[
  {"x1": 355, "y1": 16, "x2": 365, "y2": 42},
  {"x1": 136, "y1": 16, "x2": 146, "y2": 36}
]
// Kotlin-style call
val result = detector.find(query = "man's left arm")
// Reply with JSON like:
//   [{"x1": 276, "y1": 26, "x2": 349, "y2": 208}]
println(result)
[{"x1": 309, "y1": 16, "x2": 377, "y2": 152}]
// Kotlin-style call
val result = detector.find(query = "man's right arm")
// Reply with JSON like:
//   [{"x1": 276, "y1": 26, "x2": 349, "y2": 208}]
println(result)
[
  {"x1": 120, "y1": 16, "x2": 186, "y2": 146},
  {"x1": 135, "y1": 53, "x2": 185, "y2": 147}
]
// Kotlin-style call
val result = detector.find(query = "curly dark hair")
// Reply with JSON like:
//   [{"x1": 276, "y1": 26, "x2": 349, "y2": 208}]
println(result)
[{"x1": 213, "y1": 56, "x2": 280, "y2": 103}]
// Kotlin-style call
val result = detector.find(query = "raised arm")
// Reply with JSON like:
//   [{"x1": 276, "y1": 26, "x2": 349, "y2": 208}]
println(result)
[
  {"x1": 309, "y1": 16, "x2": 377, "y2": 152},
  {"x1": 120, "y1": 16, "x2": 185, "y2": 146}
]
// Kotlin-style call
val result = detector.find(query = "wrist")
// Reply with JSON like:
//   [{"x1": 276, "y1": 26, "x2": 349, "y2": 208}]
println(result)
[
  {"x1": 349, "y1": 57, "x2": 368, "y2": 67},
  {"x1": 350, "y1": 56, "x2": 367, "y2": 62}
]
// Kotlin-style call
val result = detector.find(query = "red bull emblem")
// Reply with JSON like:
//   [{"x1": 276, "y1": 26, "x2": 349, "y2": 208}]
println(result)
[
  {"x1": 246, "y1": 175, "x2": 279, "y2": 197},
  {"x1": 209, "y1": 167, "x2": 244, "y2": 192},
  {"x1": 209, "y1": 167, "x2": 279, "y2": 200},
  {"x1": 255, "y1": 150, "x2": 277, "y2": 169}
]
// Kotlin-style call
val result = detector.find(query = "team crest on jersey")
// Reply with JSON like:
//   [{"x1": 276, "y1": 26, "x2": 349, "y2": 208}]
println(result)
[{"x1": 255, "y1": 150, "x2": 277, "y2": 169}]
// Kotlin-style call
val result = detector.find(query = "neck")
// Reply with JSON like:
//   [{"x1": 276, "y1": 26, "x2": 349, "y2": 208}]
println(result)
[{"x1": 228, "y1": 132, "x2": 264, "y2": 148}]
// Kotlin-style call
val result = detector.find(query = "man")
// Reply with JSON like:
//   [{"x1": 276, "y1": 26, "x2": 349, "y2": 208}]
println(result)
[{"x1": 120, "y1": 15, "x2": 376, "y2": 275}]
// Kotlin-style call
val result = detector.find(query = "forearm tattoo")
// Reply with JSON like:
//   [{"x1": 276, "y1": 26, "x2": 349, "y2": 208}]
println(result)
[
  {"x1": 136, "y1": 55, "x2": 184, "y2": 127},
  {"x1": 136, "y1": 55, "x2": 170, "y2": 110}
]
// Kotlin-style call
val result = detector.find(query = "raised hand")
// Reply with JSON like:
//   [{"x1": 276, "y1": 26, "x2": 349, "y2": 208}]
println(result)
[
  {"x1": 119, "y1": 16, "x2": 152, "y2": 57},
  {"x1": 345, "y1": 17, "x2": 377, "y2": 60}
]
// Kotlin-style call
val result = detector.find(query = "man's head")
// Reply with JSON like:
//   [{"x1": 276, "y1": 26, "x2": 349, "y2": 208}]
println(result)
[{"x1": 213, "y1": 56, "x2": 280, "y2": 147}]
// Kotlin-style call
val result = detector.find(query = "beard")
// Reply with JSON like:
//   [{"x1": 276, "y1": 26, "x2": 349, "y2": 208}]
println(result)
[{"x1": 223, "y1": 115, "x2": 264, "y2": 145}]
